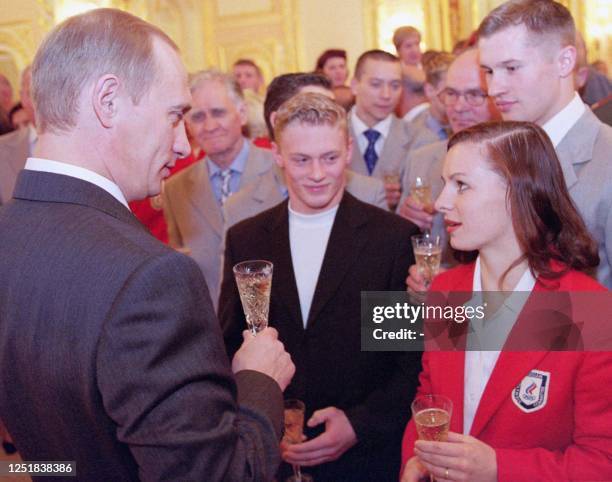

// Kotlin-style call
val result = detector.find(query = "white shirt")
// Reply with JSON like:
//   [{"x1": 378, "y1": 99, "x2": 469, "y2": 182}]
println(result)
[
  {"x1": 25, "y1": 157, "x2": 129, "y2": 208},
  {"x1": 541, "y1": 92, "x2": 586, "y2": 147},
  {"x1": 463, "y1": 256, "x2": 536, "y2": 435},
  {"x1": 288, "y1": 204, "x2": 338, "y2": 328},
  {"x1": 350, "y1": 109, "x2": 393, "y2": 158},
  {"x1": 402, "y1": 102, "x2": 430, "y2": 123}
]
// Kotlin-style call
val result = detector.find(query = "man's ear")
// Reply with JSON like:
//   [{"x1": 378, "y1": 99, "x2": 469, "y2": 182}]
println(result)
[
  {"x1": 272, "y1": 140, "x2": 284, "y2": 168},
  {"x1": 345, "y1": 134, "x2": 353, "y2": 166},
  {"x1": 92, "y1": 74, "x2": 121, "y2": 128},
  {"x1": 557, "y1": 45, "x2": 577, "y2": 78}
]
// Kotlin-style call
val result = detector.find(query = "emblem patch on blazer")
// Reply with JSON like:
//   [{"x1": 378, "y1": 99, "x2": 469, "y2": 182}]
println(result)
[{"x1": 512, "y1": 369, "x2": 550, "y2": 413}]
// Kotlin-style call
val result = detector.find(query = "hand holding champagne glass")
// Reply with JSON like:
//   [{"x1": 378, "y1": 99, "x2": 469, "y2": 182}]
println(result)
[
  {"x1": 233, "y1": 260, "x2": 273, "y2": 336},
  {"x1": 411, "y1": 394, "x2": 453, "y2": 482},
  {"x1": 411, "y1": 234, "x2": 442, "y2": 289},
  {"x1": 283, "y1": 399, "x2": 313, "y2": 482}
]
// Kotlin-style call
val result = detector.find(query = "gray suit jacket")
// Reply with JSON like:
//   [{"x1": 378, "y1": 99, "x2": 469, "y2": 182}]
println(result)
[
  {"x1": 348, "y1": 114, "x2": 416, "y2": 182},
  {"x1": 407, "y1": 107, "x2": 448, "y2": 152},
  {"x1": 556, "y1": 108, "x2": 612, "y2": 288},
  {"x1": 0, "y1": 170, "x2": 283, "y2": 481},
  {"x1": 223, "y1": 165, "x2": 388, "y2": 229},
  {"x1": 163, "y1": 142, "x2": 274, "y2": 309},
  {"x1": 0, "y1": 127, "x2": 30, "y2": 205}
]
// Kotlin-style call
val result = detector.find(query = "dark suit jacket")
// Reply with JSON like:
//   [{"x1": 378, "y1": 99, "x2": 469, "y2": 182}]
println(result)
[
  {"x1": 0, "y1": 170, "x2": 283, "y2": 482},
  {"x1": 219, "y1": 193, "x2": 422, "y2": 482}
]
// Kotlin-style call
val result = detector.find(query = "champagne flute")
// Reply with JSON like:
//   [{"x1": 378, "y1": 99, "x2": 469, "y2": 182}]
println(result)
[
  {"x1": 383, "y1": 168, "x2": 401, "y2": 211},
  {"x1": 411, "y1": 394, "x2": 453, "y2": 482},
  {"x1": 411, "y1": 176, "x2": 433, "y2": 211},
  {"x1": 233, "y1": 260, "x2": 273, "y2": 336},
  {"x1": 283, "y1": 399, "x2": 313, "y2": 482},
  {"x1": 411, "y1": 234, "x2": 442, "y2": 289}
]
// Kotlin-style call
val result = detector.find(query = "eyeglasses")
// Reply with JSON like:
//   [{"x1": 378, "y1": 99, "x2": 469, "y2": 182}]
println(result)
[{"x1": 438, "y1": 88, "x2": 488, "y2": 107}]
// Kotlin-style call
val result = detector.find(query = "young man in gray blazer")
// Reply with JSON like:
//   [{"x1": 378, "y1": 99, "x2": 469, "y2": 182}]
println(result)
[
  {"x1": 479, "y1": 0, "x2": 612, "y2": 288},
  {"x1": 0, "y1": 9, "x2": 294, "y2": 481},
  {"x1": 349, "y1": 50, "x2": 417, "y2": 211}
]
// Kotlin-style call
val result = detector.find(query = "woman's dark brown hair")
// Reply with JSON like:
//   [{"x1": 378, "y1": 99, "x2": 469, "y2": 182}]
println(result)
[
  {"x1": 315, "y1": 49, "x2": 347, "y2": 72},
  {"x1": 447, "y1": 121, "x2": 599, "y2": 281}
]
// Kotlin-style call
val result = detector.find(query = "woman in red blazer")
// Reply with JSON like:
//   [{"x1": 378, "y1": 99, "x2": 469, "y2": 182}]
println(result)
[{"x1": 401, "y1": 121, "x2": 612, "y2": 482}]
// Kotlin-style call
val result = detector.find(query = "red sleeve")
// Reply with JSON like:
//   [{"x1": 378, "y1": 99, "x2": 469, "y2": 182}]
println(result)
[{"x1": 400, "y1": 352, "x2": 433, "y2": 471}]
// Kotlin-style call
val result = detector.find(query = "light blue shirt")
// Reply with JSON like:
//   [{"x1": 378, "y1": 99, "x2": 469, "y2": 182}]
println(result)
[
  {"x1": 206, "y1": 139, "x2": 249, "y2": 204},
  {"x1": 424, "y1": 112, "x2": 450, "y2": 140}
]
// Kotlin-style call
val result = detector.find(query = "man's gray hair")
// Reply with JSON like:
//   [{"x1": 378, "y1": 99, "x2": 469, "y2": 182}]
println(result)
[{"x1": 189, "y1": 69, "x2": 244, "y2": 107}]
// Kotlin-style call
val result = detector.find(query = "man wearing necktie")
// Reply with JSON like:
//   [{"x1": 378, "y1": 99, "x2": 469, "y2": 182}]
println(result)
[
  {"x1": 348, "y1": 50, "x2": 419, "y2": 211},
  {"x1": 163, "y1": 69, "x2": 274, "y2": 309}
]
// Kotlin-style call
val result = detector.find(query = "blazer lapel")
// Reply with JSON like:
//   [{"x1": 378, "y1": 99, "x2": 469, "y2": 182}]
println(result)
[
  {"x1": 13, "y1": 170, "x2": 144, "y2": 231},
  {"x1": 306, "y1": 193, "x2": 368, "y2": 328},
  {"x1": 347, "y1": 118, "x2": 369, "y2": 176},
  {"x1": 469, "y1": 351, "x2": 548, "y2": 438},
  {"x1": 267, "y1": 201, "x2": 304, "y2": 330},
  {"x1": 469, "y1": 279, "x2": 555, "y2": 438},
  {"x1": 185, "y1": 161, "x2": 223, "y2": 236},
  {"x1": 240, "y1": 143, "x2": 274, "y2": 186},
  {"x1": 373, "y1": 116, "x2": 408, "y2": 177},
  {"x1": 555, "y1": 109, "x2": 598, "y2": 191}
]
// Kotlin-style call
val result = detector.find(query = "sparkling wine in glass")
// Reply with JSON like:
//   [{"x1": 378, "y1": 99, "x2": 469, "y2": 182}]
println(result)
[
  {"x1": 411, "y1": 394, "x2": 453, "y2": 482},
  {"x1": 283, "y1": 399, "x2": 313, "y2": 482},
  {"x1": 233, "y1": 260, "x2": 273, "y2": 336},
  {"x1": 411, "y1": 176, "x2": 433, "y2": 213},
  {"x1": 411, "y1": 234, "x2": 442, "y2": 289}
]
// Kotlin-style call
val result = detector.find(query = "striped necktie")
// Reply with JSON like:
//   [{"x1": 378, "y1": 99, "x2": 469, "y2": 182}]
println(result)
[
  {"x1": 220, "y1": 169, "x2": 232, "y2": 205},
  {"x1": 363, "y1": 129, "x2": 381, "y2": 175}
]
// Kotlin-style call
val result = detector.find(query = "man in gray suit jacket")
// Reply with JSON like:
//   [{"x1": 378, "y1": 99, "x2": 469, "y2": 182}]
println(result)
[
  {"x1": 479, "y1": 0, "x2": 612, "y2": 288},
  {"x1": 0, "y1": 9, "x2": 294, "y2": 481},
  {"x1": 0, "y1": 66, "x2": 35, "y2": 205},
  {"x1": 163, "y1": 70, "x2": 275, "y2": 309},
  {"x1": 349, "y1": 50, "x2": 417, "y2": 211}
]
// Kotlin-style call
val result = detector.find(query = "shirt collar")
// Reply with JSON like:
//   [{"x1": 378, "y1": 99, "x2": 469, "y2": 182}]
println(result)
[
  {"x1": 424, "y1": 112, "x2": 448, "y2": 138},
  {"x1": 350, "y1": 108, "x2": 393, "y2": 139},
  {"x1": 24, "y1": 157, "x2": 129, "y2": 208},
  {"x1": 541, "y1": 92, "x2": 586, "y2": 147},
  {"x1": 472, "y1": 255, "x2": 536, "y2": 293},
  {"x1": 403, "y1": 102, "x2": 430, "y2": 122},
  {"x1": 207, "y1": 138, "x2": 249, "y2": 177}
]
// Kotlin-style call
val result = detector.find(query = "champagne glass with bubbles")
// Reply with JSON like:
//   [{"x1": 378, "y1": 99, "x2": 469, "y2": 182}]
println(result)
[
  {"x1": 283, "y1": 399, "x2": 313, "y2": 482},
  {"x1": 233, "y1": 260, "x2": 273, "y2": 336},
  {"x1": 411, "y1": 234, "x2": 442, "y2": 289},
  {"x1": 411, "y1": 394, "x2": 453, "y2": 482}
]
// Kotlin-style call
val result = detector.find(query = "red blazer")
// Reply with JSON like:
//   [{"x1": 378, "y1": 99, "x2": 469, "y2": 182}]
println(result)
[{"x1": 401, "y1": 263, "x2": 612, "y2": 481}]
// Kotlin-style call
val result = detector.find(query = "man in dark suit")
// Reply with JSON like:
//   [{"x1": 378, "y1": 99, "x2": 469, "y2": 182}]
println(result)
[
  {"x1": 0, "y1": 9, "x2": 294, "y2": 481},
  {"x1": 219, "y1": 93, "x2": 421, "y2": 482}
]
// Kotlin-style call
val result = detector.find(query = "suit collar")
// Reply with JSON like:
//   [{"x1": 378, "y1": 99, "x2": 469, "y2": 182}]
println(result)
[
  {"x1": 306, "y1": 193, "x2": 369, "y2": 327},
  {"x1": 265, "y1": 193, "x2": 369, "y2": 329},
  {"x1": 12, "y1": 170, "x2": 144, "y2": 231},
  {"x1": 185, "y1": 160, "x2": 223, "y2": 235},
  {"x1": 555, "y1": 108, "x2": 600, "y2": 190},
  {"x1": 435, "y1": 262, "x2": 566, "y2": 438}
]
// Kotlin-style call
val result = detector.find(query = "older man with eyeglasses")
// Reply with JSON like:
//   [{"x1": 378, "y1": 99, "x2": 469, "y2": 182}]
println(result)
[{"x1": 398, "y1": 48, "x2": 501, "y2": 289}]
